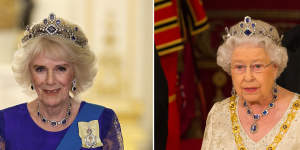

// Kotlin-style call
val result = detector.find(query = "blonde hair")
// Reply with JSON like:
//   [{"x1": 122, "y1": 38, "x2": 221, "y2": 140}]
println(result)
[{"x1": 12, "y1": 36, "x2": 98, "y2": 96}]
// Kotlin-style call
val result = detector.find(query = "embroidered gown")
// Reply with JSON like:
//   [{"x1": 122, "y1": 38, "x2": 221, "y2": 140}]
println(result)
[
  {"x1": 0, "y1": 101, "x2": 123, "y2": 150},
  {"x1": 201, "y1": 94, "x2": 300, "y2": 150}
]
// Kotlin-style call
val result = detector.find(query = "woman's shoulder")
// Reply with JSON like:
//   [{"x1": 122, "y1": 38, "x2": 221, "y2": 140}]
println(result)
[
  {"x1": 81, "y1": 101, "x2": 117, "y2": 118},
  {"x1": 210, "y1": 97, "x2": 231, "y2": 113},
  {"x1": 82, "y1": 101, "x2": 114, "y2": 111},
  {"x1": 205, "y1": 97, "x2": 233, "y2": 129},
  {"x1": 1, "y1": 103, "x2": 28, "y2": 115}
]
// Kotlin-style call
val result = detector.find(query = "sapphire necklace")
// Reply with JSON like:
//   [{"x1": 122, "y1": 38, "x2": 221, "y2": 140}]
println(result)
[
  {"x1": 243, "y1": 86, "x2": 278, "y2": 134},
  {"x1": 37, "y1": 101, "x2": 72, "y2": 127}
]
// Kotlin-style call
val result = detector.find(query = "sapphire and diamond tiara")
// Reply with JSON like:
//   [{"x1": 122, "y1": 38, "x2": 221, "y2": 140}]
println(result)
[
  {"x1": 223, "y1": 16, "x2": 283, "y2": 45},
  {"x1": 22, "y1": 13, "x2": 88, "y2": 48}
]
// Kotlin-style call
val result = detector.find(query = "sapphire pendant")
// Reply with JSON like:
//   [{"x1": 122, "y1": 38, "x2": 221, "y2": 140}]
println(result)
[{"x1": 250, "y1": 123, "x2": 257, "y2": 133}]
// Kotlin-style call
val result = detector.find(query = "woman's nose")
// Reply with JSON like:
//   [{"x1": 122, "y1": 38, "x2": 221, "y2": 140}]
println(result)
[
  {"x1": 244, "y1": 67, "x2": 254, "y2": 81},
  {"x1": 46, "y1": 71, "x2": 55, "y2": 85}
]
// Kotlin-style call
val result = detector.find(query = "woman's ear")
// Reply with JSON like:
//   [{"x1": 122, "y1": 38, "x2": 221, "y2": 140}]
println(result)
[{"x1": 273, "y1": 63, "x2": 279, "y2": 78}]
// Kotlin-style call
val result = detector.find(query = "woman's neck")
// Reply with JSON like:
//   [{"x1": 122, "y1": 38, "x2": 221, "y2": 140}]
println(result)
[
  {"x1": 240, "y1": 86, "x2": 282, "y2": 113},
  {"x1": 37, "y1": 98, "x2": 71, "y2": 121}
]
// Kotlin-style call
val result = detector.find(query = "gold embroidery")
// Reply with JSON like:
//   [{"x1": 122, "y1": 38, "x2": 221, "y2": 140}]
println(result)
[{"x1": 229, "y1": 95, "x2": 300, "y2": 150}]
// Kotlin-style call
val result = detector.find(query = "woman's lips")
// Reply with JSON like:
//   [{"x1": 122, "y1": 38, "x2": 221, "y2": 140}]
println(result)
[
  {"x1": 43, "y1": 88, "x2": 60, "y2": 94},
  {"x1": 243, "y1": 87, "x2": 258, "y2": 93}
]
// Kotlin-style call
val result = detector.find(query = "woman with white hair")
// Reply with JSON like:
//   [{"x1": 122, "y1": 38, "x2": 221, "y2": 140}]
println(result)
[
  {"x1": 201, "y1": 16, "x2": 300, "y2": 150},
  {"x1": 0, "y1": 13, "x2": 123, "y2": 150}
]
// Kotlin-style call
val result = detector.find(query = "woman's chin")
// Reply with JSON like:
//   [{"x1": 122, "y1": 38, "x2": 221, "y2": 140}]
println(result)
[
  {"x1": 39, "y1": 97, "x2": 64, "y2": 107},
  {"x1": 241, "y1": 95, "x2": 261, "y2": 103}
]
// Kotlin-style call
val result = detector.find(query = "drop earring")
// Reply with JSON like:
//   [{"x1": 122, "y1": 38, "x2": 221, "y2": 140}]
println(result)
[
  {"x1": 231, "y1": 87, "x2": 237, "y2": 96},
  {"x1": 72, "y1": 80, "x2": 77, "y2": 91}
]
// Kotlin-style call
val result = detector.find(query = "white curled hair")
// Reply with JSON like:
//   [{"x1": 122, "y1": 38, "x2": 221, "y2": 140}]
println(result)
[
  {"x1": 12, "y1": 36, "x2": 98, "y2": 97},
  {"x1": 217, "y1": 36, "x2": 288, "y2": 77}
]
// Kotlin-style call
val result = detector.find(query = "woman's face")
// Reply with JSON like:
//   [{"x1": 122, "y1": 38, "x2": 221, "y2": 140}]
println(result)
[
  {"x1": 30, "y1": 52, "x2": 74, "y2": 107},
  {"x1": 231, "y1": 44, "x2": 278, "y2": 103}
]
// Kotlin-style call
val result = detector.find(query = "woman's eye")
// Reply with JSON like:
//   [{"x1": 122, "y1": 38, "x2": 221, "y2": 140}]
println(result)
[
  {"x1": 35, "y1": 66, "x2": 45, "y2": 72},
  {"x1": 235, "y1": 65, "x2": 244, "y2": 70},
  {"x1": 57, "y1": 66, "x2": 66, "y2": 72},
  {"x1": 254, "y1": 64, "x2": 263, "y2": 69}
]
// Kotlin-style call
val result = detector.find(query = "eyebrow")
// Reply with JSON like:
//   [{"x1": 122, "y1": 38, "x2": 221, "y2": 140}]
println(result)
[
  {"x1": 231, "y1": 59, "x2": 266, "y2": 64},
  {"x1": 32, "y1": 64, "x2": 70, "y2": 68}
]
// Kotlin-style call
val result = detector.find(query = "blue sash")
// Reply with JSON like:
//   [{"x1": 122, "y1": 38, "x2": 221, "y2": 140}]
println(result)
[{"x1": 56, "y1": 102, "x2": 105, "y2": 150}]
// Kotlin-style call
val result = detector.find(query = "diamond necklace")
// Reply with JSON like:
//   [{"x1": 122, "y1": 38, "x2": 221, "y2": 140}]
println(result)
[
  {"x1": 37, "y1": 101, "x2": 72, "y2": 127},
  {"x1": 243, "y1": 87, "x2": 278, "y2": 134}
]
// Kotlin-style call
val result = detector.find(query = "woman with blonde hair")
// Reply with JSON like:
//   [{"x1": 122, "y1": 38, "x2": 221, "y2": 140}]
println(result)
[{"x1": 0, "y1": 13, "x2": 123, "y2": 150}]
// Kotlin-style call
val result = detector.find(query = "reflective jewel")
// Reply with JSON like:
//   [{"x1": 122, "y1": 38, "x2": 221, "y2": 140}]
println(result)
[
  {"x1": 78, "y1": 120, "x2": 103, "y2": 148},
  {"x1": 51, "y1": 121, "x2": 57, "y2": 126},
  {"x1": 294, "y1": 102, "x2": 300, "y2": 110},
  {"x1": 253, "y1": 114, "x2": 260, "y2": 120},
  {"x1": 43, "y1": 19, "x2": 48, "y2": 25},
  {"x1": 243, "y1": 85, "x2": 278, "y2": 134},
  {"x1": 22, "y1": 13, "x2": 88, "y2": 47},
  {"x1": 46, "y1": 25, "x2": 58, "y2": 34},
  {"x1": 245, "y1": 16, "x2": 251, "y2": 23},
  {"x1": 56, "y1": 19, "x2": 61, "y2": 25},
  {"x1": 250, "y1": 123, "x2": 257, "y2": 133},
  {"x1": 71, "y1": 35, "x2": 76, "y2": 41},
  {"x1": 62, "y1": 119, "x2": 67, "y2": 124},
  {"x1": 49, "y1": 13, "x2": 55, "y2": 20},
  {"x1": 262, "y1": 110, "x2": 268, "y2": 116},
  {"x1": 85, "y1": 128, "x2": 97, "y2": 148},
  {"x1": 26, "y1": 25, "x2": 30, "y2": 31},
  {"x1": 247, "y1": 109, "x2": 251, "y2": 114},
  {"x1": 37, "y1": 101, "x2": 71, "y2": 127},
  {"x1": 282, "y1": 124, "x2": 288, "y2": 129},
  {"x1": 267, "y1": 146, "x2": 273, "y2": 150},
  {"x1": 240, "y1": 23, "x2": 244, "y2": 28},
  {"x1": 244, "y1": 29, "x2": 252, "y2": 36}
]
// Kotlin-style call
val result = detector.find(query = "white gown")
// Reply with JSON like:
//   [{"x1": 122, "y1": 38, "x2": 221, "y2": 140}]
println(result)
[{"x1": 201, "y1": 94, "x2": 300, "y2": 150}]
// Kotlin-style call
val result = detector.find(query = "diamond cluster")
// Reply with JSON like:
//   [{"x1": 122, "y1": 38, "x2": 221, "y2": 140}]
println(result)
[
  {"x1": 22, "y1": 13, "x2": 88, "y2": 48},
  {"x1": 223, "y1": 16, "x2": 282, "y2": 45}
]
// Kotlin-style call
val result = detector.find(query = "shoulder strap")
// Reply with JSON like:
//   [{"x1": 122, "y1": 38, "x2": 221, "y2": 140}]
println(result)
[{"x1": 56, "y1": 103, "x2": 105, "y2": 150}]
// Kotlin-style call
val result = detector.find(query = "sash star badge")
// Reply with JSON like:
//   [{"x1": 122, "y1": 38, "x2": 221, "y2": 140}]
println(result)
[{"x1": 78, "y1": 120, "x2": 103, "y2": 148}]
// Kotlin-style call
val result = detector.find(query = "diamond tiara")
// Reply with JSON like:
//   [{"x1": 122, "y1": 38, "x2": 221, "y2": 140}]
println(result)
[
  {"x1": 22, "y1": 13, "x2": 88, "y2": 48},
  {"x1": 222, "y1": 16, "x2": 283, "y2": 45}
]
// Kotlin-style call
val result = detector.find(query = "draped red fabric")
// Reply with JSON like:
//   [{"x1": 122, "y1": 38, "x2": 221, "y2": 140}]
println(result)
[
  {"x1": 159, "y1": 52, "x2": 181, "y2": 150},
  {"x1": 177, "y1": 42, "x2": 196, "y2": 135},
  {"x1": 155, "y1": 0, "x2": 209, "y2": 149}
]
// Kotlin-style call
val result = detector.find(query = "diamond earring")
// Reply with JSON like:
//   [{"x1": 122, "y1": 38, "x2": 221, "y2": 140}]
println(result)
[
  {"x1": 72, "y1": 80, "x2": 77, "y2": 91},
  {"x1": 273, "y1": 83, "x2": 278, "y2": 99},
  {"x1": 231, "y1": 87, "x2": 237, "y2": 96}
]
